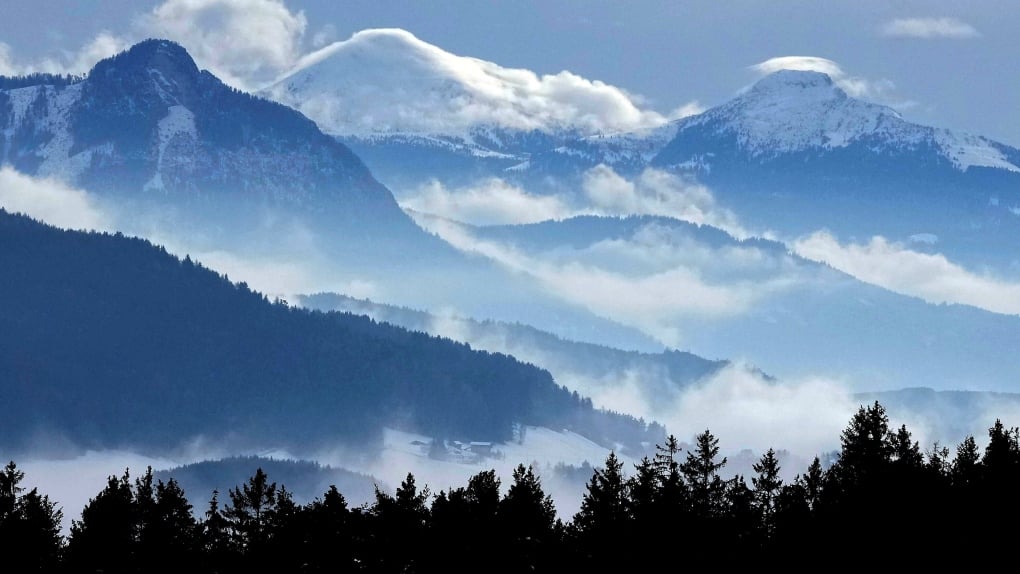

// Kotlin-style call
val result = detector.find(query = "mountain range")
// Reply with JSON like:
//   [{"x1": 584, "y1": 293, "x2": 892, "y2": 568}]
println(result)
[
  {"x1": 3, "y1": 33, "x2": 1019, "y2": 474},
  {"x1": 263, "y1": 31, "x2": 1020, "y2": 270}
]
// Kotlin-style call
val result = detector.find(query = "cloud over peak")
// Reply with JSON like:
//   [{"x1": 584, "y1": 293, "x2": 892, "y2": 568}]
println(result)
[
  {"x1": 750, "y1": 56, "x2": 899, "y2": 103},
  {"x1": 265, "y1": 27, "x2": 688, "y2": 136},
  {"x1": 882, "y1": 17, "x2": 980, "y2": 39}
]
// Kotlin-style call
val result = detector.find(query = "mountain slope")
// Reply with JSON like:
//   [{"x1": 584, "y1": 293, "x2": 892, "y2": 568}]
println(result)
[
  {"x1": 0, "y1": 40, "x2": 397, "y2": 220},
  {"x1": 648, "y1": 70, "x2": 1020, "y2": 267},
  {"x1": 261, "y1": 28, "x2": 677, "y2": 192},
  {"x1": 455, "y1": 214, "x2": 1020, "y2": 392},
  {"x1": 298, "y1": 293, "x2": 729, "y2": 406},
  {"x1": 0, "y1": 210, "x2": 661, "y2": 454}
]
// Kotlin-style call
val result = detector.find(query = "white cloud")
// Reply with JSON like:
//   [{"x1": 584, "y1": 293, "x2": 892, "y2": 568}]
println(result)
[
  {"x1": 311, "y1": 24, "x2": 337, "y2": 48},
  {"x1": 0, "y1": 43, "x2": 20, "y2": 76},
  {"x1": 267, "y1": 28, "x2": 680, "y2": 136},
  {"x1": 411, "y1": 215, "x2": 789, "y2": 347},
  {"x1": 662, "y1": 365, "x2": 857, "y2": 456},
  {"x1": 141, "y1": 0, "x2": 308, "y2": 89},
  {"x1": 399, "y1": 166, "x2": 748, "y2": 239},
  {"x1": 882, "y1": 17, "x2": 980, "y2": 39},
  {"x1": 582, "y1": 165, "x2": 748, "y2": 238},
  {"x1": 751, "y1": 56, "x2": 902, "y2": 104},
  {"x1": 0, "y1": 167, "x2": 111, "y2": 231},
  {"x1": 793, "y1": 231, "x2": 1020, "y2": 315},
  {"x1": 400, "y1": 179, "x2": 574, "y2": 226},
  {"x1": 0, "y1": 33, "x2": 126, "y2": 76},
  {"x1": 668, "y1": 100, "x2": 707, "y2": 120},
  {"x1": 6, "y1": 5, "x2": 691, "y2": 134}
]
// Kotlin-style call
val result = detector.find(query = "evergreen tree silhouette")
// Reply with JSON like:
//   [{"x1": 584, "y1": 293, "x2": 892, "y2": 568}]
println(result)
[
  {"x1": 370, "y1": 473, "x2": 431, "y2": 573},
  {"x1": 0, "y1": 461, "x2": 63, "y2": 571},
  {"x1": 752, "y1": 448, "x2": 783, "y2": 538},
  {"x1": 66, "y1": 469, "x2": 137, "y2": 573},
  {"x1": 572, "y1": 452, "x2": 630, "y2": 567},
  {"x1": 224, "y1": 468, "x2": 278, "y2": 561},
  {"x1": 304, "y1": 485, "x2": 354, "y2": 573},
  {"x1": 200, "y1": 490, "x2": 233, "y2": 573},
  {"x1": 681, "y1": 429, "x2": 728, "y2": 520},
  {"x1": 499, "y1": 464, "x2": 557, "y2": 573}
]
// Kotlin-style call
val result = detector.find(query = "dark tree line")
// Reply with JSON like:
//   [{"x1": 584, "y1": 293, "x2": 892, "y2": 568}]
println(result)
[
  {"x1": 0, "y1": 209, "x2": 659, "y2": 453},
  {"x1": 5, "y1": 402, "x2": 1020, "y2": 571},
  {"x1": 0, "y1": 73, "x2": 85, "y2": 90}
]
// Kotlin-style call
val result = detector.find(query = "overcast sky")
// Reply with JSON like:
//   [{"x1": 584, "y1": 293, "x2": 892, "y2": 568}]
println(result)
[{"x1": 2, "y1": 0, "x2": 1018, "y2": 145}]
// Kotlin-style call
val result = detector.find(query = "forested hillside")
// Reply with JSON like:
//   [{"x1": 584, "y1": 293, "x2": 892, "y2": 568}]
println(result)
[{"x1": 0, "y1": 210, "x2": 661, "y2": 453}]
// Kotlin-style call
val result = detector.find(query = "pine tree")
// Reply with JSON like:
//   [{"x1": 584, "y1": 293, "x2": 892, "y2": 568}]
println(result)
[
  {"x1": 982, "y1": 419, "x2": 1020, "y2": 474},
  {"x1": 145, "y1": 478, "x2": 198, "y2": 569},
  {"x1": 724, "y1": 476, "x2": 757, "y2": 556},
  {"x1": 800, "y1": 457, "x2": 824, "y2": 510},
  {"x1": 0, "y1": 462, "x2": 64, "y2": 571},
  {"x1": 889, "y1": 425, "x2": 923, "y2": 469},
  {"x1": 573, "y1": 451, "x2": 630, "y2": 564},
  {"x1": 751, "y1": 448, "x2": 783, "y2": 537},
  {"x1": 499, "y1": 465, "x2": 557, "y2": 573},
  {"x1": 370, "y1": 473, "x2": 431, "y2": 573},
  {"x1": 952, "y1": 436, "x2": 981, "y2": 485},
  {"x1": 200, "y1": 490, "x2": 233, "y2": 572},
  {"x1": 224, "y1": 468, "x2": 278, "y2": 556},
  {"x1": 66, "y1": 469, "x2": 137, "y2": 573},
  {"x1": 626, "y1": 457, "x2": 659, "y2": 524},
  {"x1": 0, "y1": 461, "x2": 24, "y2": 522},
  {"x1": 681, "y1": 429, "x2": 728, "y2": 520},
  {"x1": 305, "y1": 486, "x2": 353, "y2": 573},
  {"x1": 834, "y1": 402, "x2": 892, "y2": 486}
]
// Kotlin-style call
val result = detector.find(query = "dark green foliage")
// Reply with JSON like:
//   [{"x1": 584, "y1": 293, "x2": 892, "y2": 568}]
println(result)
[
  {"x1": 0, "y1": 209, "x2": 659, "y2": 454},
  {"x1": 0, "y1": 72, "x2": 84, "y2": 90}
]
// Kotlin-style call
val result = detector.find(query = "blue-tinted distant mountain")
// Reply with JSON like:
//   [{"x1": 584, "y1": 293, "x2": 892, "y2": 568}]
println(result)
[
  {"x1": 0, "y1": 209, "x2": 662, "y2": 455},
  {"x1": 0, "y1": 40, "x2": 653, "y2": 336},
  {"x1": 265, "y1": 42, "x2": 1020, "y2": 268},
  {"x1": 646, "y1": 71, "x2": 1020, "y2": 267},
  {"x1": 155, "y1": 456, "x2": 379, "y2": 509},
  {"x1": 0, "y1": 40, "x2": 397, "y2": 221},
  {"x1": 466, "y1": 214, "x2": 1020, "y2": 392},
  {"x1": 299, "y1": 292, "x2": 729, "y2": 398},
  {"x1": 261, "y1": 29, "x2": 672, "y2": 194}
]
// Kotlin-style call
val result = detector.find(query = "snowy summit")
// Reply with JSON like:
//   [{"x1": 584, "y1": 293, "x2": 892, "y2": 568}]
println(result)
[
  {"x1": 666, "y1": 69, "x2": 1019, "y2": 173},
  {"x1": 262, "y1": 28, "x2": 674, "y2": 138}
]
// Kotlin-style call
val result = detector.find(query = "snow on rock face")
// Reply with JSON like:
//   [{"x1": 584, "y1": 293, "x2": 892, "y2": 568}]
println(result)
[
  {"x1": 673, "y1": 69, "x2": 1020, "y2": 172},
  {"x1": 934, "y1": 130, "x2": 1020, "y2": 173},
  {"x1": 0, "y1": 83, "x2": 115, "y2": 183},
  {"x1": 144, "y1": 104, "x2": 198, "y2": 192},
  {"x1": 263, "y1": 28, "x2": 671, "y2": 138}
]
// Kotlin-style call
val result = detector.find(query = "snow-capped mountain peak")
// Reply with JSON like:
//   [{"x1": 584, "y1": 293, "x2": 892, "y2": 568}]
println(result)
[
  {"x1": 262, "y1": 28, "x2": 672, "y2": 139},
  {"x1": 660, "y1": 69, "x2": 1018, "y2": 173},
  {"x1": 745, "y1": 69, "x2": 844, "y2": 102},
  {"x1": 687, "y1": 69, "x2": 903, "y2": 155}
]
